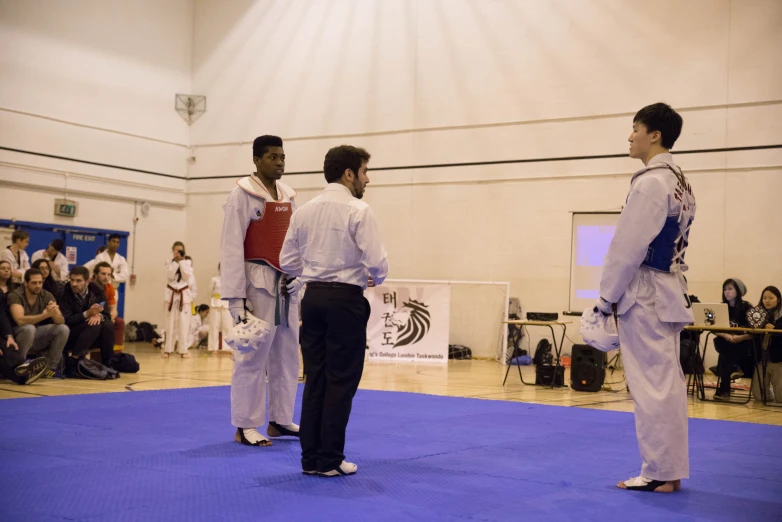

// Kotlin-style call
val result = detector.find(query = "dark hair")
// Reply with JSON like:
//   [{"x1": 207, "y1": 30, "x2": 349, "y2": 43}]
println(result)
[
  {"x1": 108, "y1": 234, "x2": 121, "y2": 242},
  {"x1": 759, "y1": 286, "x2": 782, "y2": 314},
  {"x1": 323, "y1": 145, "x2": 371, "y2": 183},
  {"x1": 96, "y1": 245, "x2": 108, "y2": 256},
  {"x1": 24, "y1": 268, "x2": 42, "y2": 283},
  {"x1": 172, "y1": 241, "x2": 185, "y2": 250},
  {"x1": 69, "y1": 266, "x2": 90, "y2": 280},
  {"x1": 12, "y1": 230, "x2": 29, "y2": 243},
  {"x1": 93, "y1": 261, "x2": 112, "y2": 276},
  {"x1": 633, "y1": 103, "x2": 683, "y2": 149},
  {"x1": 197, "y1": 304, "x2": 210, "y2": 313},
  {"x1": 253, "y1": 135, "x2": 283, "y2": 158},
  {"x1": 721, "y1": 279, "x2": 744, "y2": 303},
  {"x1": 31, "y1": 258, "x2": 51, "y2": 272},
  {"x1": 50, "y1": 239, "x2": 64, "y2": 252}
]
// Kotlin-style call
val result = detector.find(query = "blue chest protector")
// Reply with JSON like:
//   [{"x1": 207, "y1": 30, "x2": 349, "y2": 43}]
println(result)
[{"x1": 638, "y1": 165, "x2": 693, "y2": 272}]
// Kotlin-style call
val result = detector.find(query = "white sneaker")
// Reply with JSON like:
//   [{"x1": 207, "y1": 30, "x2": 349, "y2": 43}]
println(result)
[{"x1": 318, "y1": 461, "x2": 357, "y2": 477}]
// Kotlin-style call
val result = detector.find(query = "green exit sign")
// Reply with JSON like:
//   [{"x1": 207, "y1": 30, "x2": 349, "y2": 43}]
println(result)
[{"x1": 54, "y1": 199, "x2": 78, "y2": 218}]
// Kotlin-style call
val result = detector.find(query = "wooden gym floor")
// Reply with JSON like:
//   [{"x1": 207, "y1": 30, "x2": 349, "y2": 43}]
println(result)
[{"x1": 1, "y1": 343, "x2": 780, "y2": 426}]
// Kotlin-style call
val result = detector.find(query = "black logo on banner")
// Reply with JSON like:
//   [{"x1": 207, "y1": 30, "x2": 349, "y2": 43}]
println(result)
[{"x1": 381, "y1": 299, "x2": 432, "y2": 348}]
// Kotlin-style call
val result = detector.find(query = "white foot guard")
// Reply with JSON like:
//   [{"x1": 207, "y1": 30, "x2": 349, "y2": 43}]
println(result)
[
  {"x1": 318, "y1": 461, "x2": 358, "y2": 477},
  {"x1": 267, "y1": 422, "x2": 300, "y2": 438},
  {"x1": 235, "y1": 428, "x2": 272, "y2": 447},
  {"x1": 617, "y1": 476, "x2": 677, "y2": 492}
]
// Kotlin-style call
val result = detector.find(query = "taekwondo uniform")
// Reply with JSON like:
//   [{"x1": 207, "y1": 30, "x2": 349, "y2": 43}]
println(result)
[
  {"x1": 3, "y1": 247, "x2": 30, "y2": 284},
  {"x1": 163, "y1": 258, "x2": 194, "y2": 355},
  {"x1": 31, "y1": 250, "x2": 69, "y2": 281},
  {"x1": 220, "y1": 175, "x2": 300, "y2": 430},
  {"x1": 208, "y1": 275, "x2": 232, "y2": 352},
  {"x1": 600, "y1": 152, "x2": 696, "y2": 483},
  {"x1": 94, "y1": 251, "x2": 129, "y2": 289},
  {"x1": 188, "y1": 312, "x2": 210, "y2": 348}
]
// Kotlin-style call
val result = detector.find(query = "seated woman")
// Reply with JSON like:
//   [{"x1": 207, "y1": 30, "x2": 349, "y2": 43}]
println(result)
[
  {"x1": 0, "y1": 260, "x2": 19, "y2": 295},
  {"x1": 713, "y1": 278, "x2": 754, "y2": 400},
  {"x1": 751, "y1": 286, "x2": 782, "y2": 403},
  {"x1": 31, "y1": 258, "x2": 63, "y2": 298}
]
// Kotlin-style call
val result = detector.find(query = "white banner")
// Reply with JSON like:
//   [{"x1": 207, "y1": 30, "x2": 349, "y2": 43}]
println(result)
[{"x1": 365, "y1": 283, "x2": 451, "y2": 364}]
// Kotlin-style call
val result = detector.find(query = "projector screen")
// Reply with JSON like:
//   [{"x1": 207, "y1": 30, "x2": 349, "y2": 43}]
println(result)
[{"x1": 568, "y1": 212, "x2": 621, "y2": 314}]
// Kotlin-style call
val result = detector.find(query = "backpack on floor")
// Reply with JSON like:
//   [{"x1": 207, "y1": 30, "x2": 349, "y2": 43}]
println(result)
[
  {"x1": 533, "y1": 339, "x2": 553, "y2": 366},
  {"x1": 448, "y1": 345, "x2": 472, "y2": 360},
  {"x1": 135, "y1": 322, "x2": 161, "y2": 343},
  {"x1": 109, "y1": 353, "x2": 140, "y2": 373},
  {"x1": 77, "y1": 358, "x2": 119, "y2": 380},
  {"x1": 125, "y1": 321, "x2": 138, "y2": 343}
]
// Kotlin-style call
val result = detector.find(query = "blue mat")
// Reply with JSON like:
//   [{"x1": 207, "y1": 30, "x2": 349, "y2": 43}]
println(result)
[{"x1": 1, "y1": 386, "x2": 780, "y2": 521}]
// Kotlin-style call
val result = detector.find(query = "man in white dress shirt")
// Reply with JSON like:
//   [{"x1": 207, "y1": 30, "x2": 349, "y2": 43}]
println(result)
[
  {"x1": 93, "y1": 235, "x2": 129, "y2": 289},
  {"x1": 597, "y1": 103, "x2": 695, "y2": 493},
  {"x1": 221, "y1": 135, "x2": 303, "y2": 447},
  {"x1": 31, "y1": 239, "x2": 69, "y2": 281},
  {"x1": 281, "y1": 144, "x2": 388, "y2": 477}
]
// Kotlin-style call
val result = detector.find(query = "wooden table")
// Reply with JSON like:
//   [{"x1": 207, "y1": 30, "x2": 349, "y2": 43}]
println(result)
[
  {"x1": 502, "y1": 320, "x2": 571, "y2": 388},
  {"x1": 684, "y1": 325, "x2": 782, "y2": 406}
]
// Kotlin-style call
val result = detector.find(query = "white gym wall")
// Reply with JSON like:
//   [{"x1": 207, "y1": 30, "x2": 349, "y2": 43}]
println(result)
[
  {"x1": 0, "y1": 0, "x2": 192, "y2": 323},
  {"x1": 2, "y1": 0, "x2": 781, "y2": 360}
]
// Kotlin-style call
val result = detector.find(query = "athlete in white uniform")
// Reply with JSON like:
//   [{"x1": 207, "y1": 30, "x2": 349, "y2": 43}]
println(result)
[
  {"x1": 598, "y1": 103, "x2": 696, "y2": 493},
  {"x1": 208, "y1": 265, "x2": 233, "y2": 353},
  {"x1": 188, "y1": 304, "x2": 210, "y2": 349},
  {"x1": 163, "y1": 243, "x2": 194, "y2": 358},
  {"x1": 220, "y1": 135, "x2": 302, "y2": 447}
]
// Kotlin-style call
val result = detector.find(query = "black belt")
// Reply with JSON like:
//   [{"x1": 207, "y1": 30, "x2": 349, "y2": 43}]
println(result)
[{"x1": 307, "y1": 282, "x2": 362, "y2": 293}]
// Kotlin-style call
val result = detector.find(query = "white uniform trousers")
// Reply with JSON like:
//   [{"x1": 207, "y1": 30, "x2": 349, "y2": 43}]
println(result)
[
  {"x1": 164, "y1": 298, "x2": 192, "y2": 354},
  {"x1": 208, "y1": 307, "x2": 233, "y2": 351},
  {"x1": 231, "y1": 284, "x2": 300, "y2": 428},
  {"x1": 619, "y1": 278, "x2": 690, "y2": 481}
]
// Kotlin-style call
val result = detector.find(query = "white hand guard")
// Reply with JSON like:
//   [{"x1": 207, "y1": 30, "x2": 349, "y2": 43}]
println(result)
[
  {"x1": 285, "y1": 278, "x2": 303, "y2": 297},
  {"x1": 580, "y1": 306, "x2": 620, "y2": 352},
  {"x1": 224, "y1": 312, "x2": 271, "y2": 353}
]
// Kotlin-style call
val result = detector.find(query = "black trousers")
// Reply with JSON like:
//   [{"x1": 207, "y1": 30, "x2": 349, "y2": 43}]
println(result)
[
  {"x1": 65, "y1": 320, "x2": 115, "y2": 362},
  {"x1": 0, "y1": 342, "x2": 27, "y2": 384},
  {"x1": 299, "y1": 284, "x2": 370, "y2": 472},
  {"x1": 715, "y1": 337, "x2": 754, "y2": 393}
]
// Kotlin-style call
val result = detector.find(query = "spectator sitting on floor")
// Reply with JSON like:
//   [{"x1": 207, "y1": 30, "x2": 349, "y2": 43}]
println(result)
[
  {"x1": 84, "y1": 245, "x2": 108, "y2": 276},
  {"x1": 92, "y1": 262, "x2": 125, "y2": 350},
  {"x1": 188, "y1": 304, "x2": 210, "y2": 351},
  {"x1": 58, "y1": 266, "x2": 113, "y2": 376},
  {"x1": 31, "y1": 239, "x2": 69, "y2": 282},
  {"x1": 0, "y1": 289, "x2": 48, "y2": 385},
  {"x1": 7, "y1": 268, "x2": 69, "y2": 378},
  {"x1": 3, "y1": 230, "x2": 30, "y2": 284},
  {"x1": 0, "y1": 260, "x2": 19, "y2": 295},
  {"x1": 31, "y1": 258, "x2": 63, "y2": 298}
]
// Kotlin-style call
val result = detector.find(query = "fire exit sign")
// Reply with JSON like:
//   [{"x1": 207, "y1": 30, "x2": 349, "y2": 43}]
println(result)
[{"x1": 54, "y1": 199, "x2": 78, "y2": 218}]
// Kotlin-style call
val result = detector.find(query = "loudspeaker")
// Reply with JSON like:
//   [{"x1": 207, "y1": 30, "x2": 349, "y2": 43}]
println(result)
[
  {"x1": 535, "y1": 365, "x2": 565, "y2": 386},
  {"x1": 570, "y1": 344, "x2": 606, "y2": 392}
]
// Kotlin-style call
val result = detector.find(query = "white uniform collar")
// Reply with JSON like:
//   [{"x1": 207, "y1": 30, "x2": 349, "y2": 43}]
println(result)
[
  {"x1": 237, "y1": 175, "x2": 297, "y2": 201},
  {"x1": 630, "y1": 152, "x2": 679, "y2": 183}
]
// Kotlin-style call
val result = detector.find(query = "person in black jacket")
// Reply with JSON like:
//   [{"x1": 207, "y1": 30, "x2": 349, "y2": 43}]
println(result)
[
  {"x1": 713, "y1": 278, "x2": 754, "y2": 399},
  {"x1": 59, "y1": 266, "x2": 113, "y2": 376},
  {"x1": 0, "y1": 290, "x2": 48, "y2": 384},
  {"x1": 752, "y1": 286, "x2": 782, "y2": 402}
]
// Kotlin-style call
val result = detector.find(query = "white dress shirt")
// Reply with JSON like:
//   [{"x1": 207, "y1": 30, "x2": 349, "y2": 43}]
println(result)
[
  {"x1": 31, "y1": 250, "x2": 70, "y2": 281},
  {"x1": 94, "y1": 251, "x2": 129, "y2": 288},
  {"x1": 280, "y1": 183, "x2": 388, "y2": 290}
]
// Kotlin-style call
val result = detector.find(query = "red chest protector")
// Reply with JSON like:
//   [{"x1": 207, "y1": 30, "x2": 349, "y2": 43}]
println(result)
[{"x1": 244, "y1": 201, "x2": 292, "y2": 271}]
